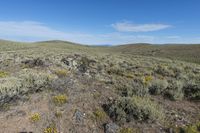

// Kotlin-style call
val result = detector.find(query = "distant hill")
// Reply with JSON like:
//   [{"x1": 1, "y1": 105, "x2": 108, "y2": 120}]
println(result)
[
  {"x1": 1, "y1": 39, "x2": 200, "y2": 64},
  {"x1": 110, "y1": 43, "x2": 200, "y2": 64}
]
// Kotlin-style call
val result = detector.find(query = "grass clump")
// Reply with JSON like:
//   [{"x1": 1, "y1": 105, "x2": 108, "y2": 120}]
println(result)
[
  {"x1": 119, "y1": 127, "x2": 135, "y2": 133},
  {"x1": 93, "y1": 108, "x2": 107, "y2": 121},
  {"x1": 43, "y1": 124, "x2": 57, "y2": 133},
  {"x1": 53, "y1": 94, "x2": 67, "y2": 106},
  {"x1": 116, "y1": 79, "x2": 149, "y2": 97},
  {"x1": 183, "y1": 80, "x2": 200, "y2": 100},
  {"x1": 0, "y1": 71, "x2": 8, "y2": 78},
  {"x1": 93, "y1": 92, "x2": 101, "y2": 99},
  {"x1": 143, "y1": 75, "x2": 153, "y2": 85},
  {"x1": 55, "y1": 111, "x2": 62, "y2": 118},
  {"x1": 107, "y1": 96, "x2": 164, "y2": 123},
  {"x1": 164, "y1": 80, "x2": 184, "y2": 100},
  {"x1": 149, "y1": 79, "x2": 168, "y2": 95},
  {"x1": 155, "y1": 65, "x2": 174, "y2": 77},
  {"x1": 171, "y1": 121, "x2": 200, "y2": 133},
  {"x1": 55, "y1": 69, "x2": 68, "y2": 78},
  {"x1": 30, "y1": 113, "x2": 41, "y2": 122}
]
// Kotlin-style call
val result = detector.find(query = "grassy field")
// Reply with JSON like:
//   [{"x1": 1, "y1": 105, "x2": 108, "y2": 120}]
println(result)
[
  {"x1": 0, "y1": 40, "x2": 200, "y2": 133},
  {"x1": 109, "y1": 43, "x2": 200, "y2": 64}
]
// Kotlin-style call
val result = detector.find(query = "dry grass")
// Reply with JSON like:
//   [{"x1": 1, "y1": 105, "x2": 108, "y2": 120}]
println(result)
[{"x1": 52, "y1": 94, "x2": 67, "y2": 106}]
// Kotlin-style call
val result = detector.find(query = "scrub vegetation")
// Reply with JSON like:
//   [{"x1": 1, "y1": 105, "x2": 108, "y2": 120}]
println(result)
[{"x1": 0, "y1": 40, "x2": 199, "y2": 133}]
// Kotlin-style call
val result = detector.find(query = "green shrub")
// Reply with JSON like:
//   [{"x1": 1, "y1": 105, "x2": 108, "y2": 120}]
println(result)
[
  {"x1": 155, "y1": 65, "x2": 174, "y2": 77},
  {"x1": 93, "y1": 108, "x2": 107, "y2": 121},
  {"x1": 169, "y1": 65, "x2": 184, "y2": 78},
  {"x1": 170, "y1": 121, "x2": 200, "y2": 133},
  {"x1": 53, "y1": 94, "x2": 67, "y2": 106},
  {"x1": 0, "y1": 69, "x2": 51, "y2": 104},
  {"x1": 54, "y1": 69, "x2": 68, "y2": 77},
  {"x1": 142, "y1": 75, "x2": 153, "y2": 85},
  {"x1": 164, "y1": 80, "x2": 184, "y2": 100},
  {"x1": 29, "y1": 112, "x2": 41, "y2": 122},
  {"x1": 55, "y1": 111, "x2": 62, "y2": 118},
  {"x1": 132, "y1": 81, "x2": 149, "y2": 97},
  {"x1": 116, "y1": 79, "x2": 149, "y2": 97},
  {"x1": 43, "y1": 124, "x2": 58, "y2": 133},
  {"x1": 107, "y1": 96, "x2": 164, "y2": 123},
  {"x1": 107, "y1": 67, "x2": 125, "y2": 76},
  {"x1": 119, "y1": 127, "x2": 134, "y2": 133},
  {"x1": 0, "y1": 71, "x2": 8, "y2": 78},
  {"x1": 183, "y1": 80, "x2": 200, "y2": 100},
  {"x1": 149, "y1": 79, "x2": 168, "y2": 95}
]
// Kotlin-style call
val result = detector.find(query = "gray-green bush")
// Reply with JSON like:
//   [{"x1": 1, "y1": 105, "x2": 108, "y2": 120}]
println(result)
[
  {"x1": 0, "y1": 69, "x2": 52, "y2": 104},
  {"x1": 116, "y1": 78, "x2": 149, "y2": 97},
  {"x1": 107, "y1": 96, "x2": 164, "y2": 123},
  {"x1": 164, "y1": 80, "x2": 184, "y2": 100},
  {"x1": 149, "y1": 79, "x2": 168, "y2": 95},
  {"x1": 183, "y1": 80, "x2": 200, "y2": 100}
]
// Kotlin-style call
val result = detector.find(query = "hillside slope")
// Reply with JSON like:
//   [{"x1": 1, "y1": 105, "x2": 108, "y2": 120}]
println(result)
[
  {"x1": 110, "y1": 43, "x2": 200, "y2": 64},
  {"x1": 0, "y1": 40, "x2": 200, "y2": 133}
]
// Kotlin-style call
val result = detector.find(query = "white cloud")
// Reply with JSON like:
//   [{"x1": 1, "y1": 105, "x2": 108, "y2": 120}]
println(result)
[
  {"x1": 98, "y1": 33, "x2": 155, "y2": 45},
  {"x1": 0, "y1": 21, "x2": 157, "y2": 45},
  {"x1": 0, "y1": 21, "x2": 100, "y2": 44},
  {"x1": 1, "y1": 20, "x2": 197, "y2": 45},
  {"x1": 111, "y1": 21, "x2": 171, "y2": 32},
  {"x1": 0, "y1": 21, "x2": 79, "y2": 39}
]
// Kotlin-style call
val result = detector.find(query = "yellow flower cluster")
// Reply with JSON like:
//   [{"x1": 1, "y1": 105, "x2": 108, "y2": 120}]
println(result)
[
  {"x1": 53, "y1": 95, "x2": 67, "y2": 106},
  {"x1": 30, "y1": 113, "x2": 41, "y2": 122}
]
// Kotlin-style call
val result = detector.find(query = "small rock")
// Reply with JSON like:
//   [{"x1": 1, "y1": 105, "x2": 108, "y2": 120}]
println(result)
[
  {"x1": 105, "y1": 122, "x2": 119, "y2": 133},
  {"x1": 73, "y1": 109, "x2": 84, "y2": 124}
]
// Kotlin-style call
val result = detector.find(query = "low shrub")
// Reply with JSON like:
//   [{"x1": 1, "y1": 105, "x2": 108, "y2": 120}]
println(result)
[
  {"x1": 21, "y1": 58, "x2": 45, "y2": 68},
  {"x1": 19, "y1": 69, "x2": 51, "y2": 92},
  {"x1": 0, "y1": 69, "x2": 51, "y2": 105},
  {"x1": 0, "y1": 71, "x2": 8, "y2": 78},
  {"x1": 50, "y1": 77, "x2": 73, "y2": 93},
  {"x1": 53, "y1": 94, "x2": 67, "y2": 106},
  {"x1": 132, "y1": 81, "x2": 149, "y2": 97},
  {"x1": 116, "y1": 79, "x2": 149, "y2": 97},
  {"x1": 54, "y1": 69, "x2": 68, "y2": 78},
  {"x1": 107, "y1": 67, "x2": 125, "y2": 76},
  {"x1": 183, "y1": 80, "x2": 200, "y2": 100},
  {"x1": 164, "y1": 80, "x2": 184, "y2": 100},
  {"x1": 155, "y1": 65, "x2": 174, "y2": 77},
  {"x1": 149, "y1": 79, "x2": 168, "y2": 95},
  {"x1": 169, "y1": 65, "x2": 184, "y2": 78},
  {"x1": 43, "y1": 124, "x2": 57, "y2": 133},
  {"x1": 93, "y1": 92, "x2": 101, "y2": 99},
  {"x1": 170, "y1": 121, "x2": 200, "y2": 133},
  {"x1": 0, "y1": 77, "x2": 21, "y2": 104},
  {"x1": 107, "y1": 96, "x2": 164, "y2": 123},
  {"x1": 143, "y1": 75, "x2": 153, "y2": 85},
  {"x1": 93, "y1": 108, "x2": 107, "y2": 121},
  {"x1": 55, "y1": 111, "x2": 62, "y2": 118},
  {"x1": 119, "y1": 127, "x2": 135, "y2": 133},
  {"x1": 30, "y1": 112, "x2": 41, "y2": 122}
]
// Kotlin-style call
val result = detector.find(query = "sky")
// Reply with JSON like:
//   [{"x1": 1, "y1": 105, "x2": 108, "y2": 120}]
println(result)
[{"x1": 0, "y1": 0, "x2": 200, "y2": 45}]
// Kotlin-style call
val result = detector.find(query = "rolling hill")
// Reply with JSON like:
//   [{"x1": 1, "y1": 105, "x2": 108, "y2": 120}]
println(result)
[{"x1": 0, "y1": 40, "x2": 200, "y2": 133}]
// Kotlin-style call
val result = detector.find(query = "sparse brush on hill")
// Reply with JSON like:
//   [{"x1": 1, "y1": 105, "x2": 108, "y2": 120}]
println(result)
[{"x1": 0, "y1": 40, "x2": 200, "y2": 132}]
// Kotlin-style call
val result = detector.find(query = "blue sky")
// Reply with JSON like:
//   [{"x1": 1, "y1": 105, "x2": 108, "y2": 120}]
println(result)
[{"x1": 0, "y1": 0, "x2": 200, "y2": 45}]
